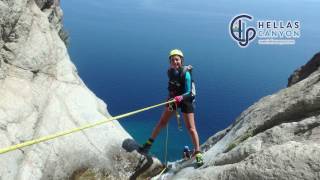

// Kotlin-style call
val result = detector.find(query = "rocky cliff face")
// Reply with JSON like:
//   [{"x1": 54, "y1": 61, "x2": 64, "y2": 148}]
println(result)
[
  {"x1": 159, "y1": 55, "x2": 320, "y2": 179},
  {"x1": 0, "y1": 1, "x2": 161, "y2": 179},
  {"x1": 288, "y1": 52, "x2": 320, "y2": 87}
]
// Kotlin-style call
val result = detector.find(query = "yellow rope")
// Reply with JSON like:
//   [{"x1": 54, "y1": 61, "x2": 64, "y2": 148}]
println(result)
[
  {"x1": 0, "y1": 99, "x2": 176, "y2": 155},
  {"x1": 157, "y1": 167, "x2": 167, "y2": 178}
]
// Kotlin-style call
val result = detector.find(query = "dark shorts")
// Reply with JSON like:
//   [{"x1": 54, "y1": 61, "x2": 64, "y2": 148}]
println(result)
[
  {"x1": 167, "y1": 100, "x2": 195, "y2": 113},
  {"x1": 180, "y1": 100, "x2": 195, "y2": 113}
]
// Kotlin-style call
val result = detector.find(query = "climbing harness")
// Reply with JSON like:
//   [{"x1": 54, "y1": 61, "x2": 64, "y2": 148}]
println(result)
[
  {"x1": 0, "y1": 99, "x2": 176, "y2": 155},
  {"x1": 168, "y1": 101, "x2": 174, "y2": 112},
  {"x1": 176, "y1": 110, "x2": 182, "y2": 131},
  {"x1": 167, "y1": 99, "x2": 182, "y2": 131}
]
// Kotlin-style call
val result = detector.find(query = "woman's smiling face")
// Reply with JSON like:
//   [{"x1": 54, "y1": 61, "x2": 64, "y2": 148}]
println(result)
[{"x1": 170, "y1": 55, "x2": 183, "y2": 69}]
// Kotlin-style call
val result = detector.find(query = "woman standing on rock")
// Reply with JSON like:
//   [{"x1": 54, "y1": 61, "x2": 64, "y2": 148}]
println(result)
[{"x1": 139, "y1": 49, "x2": 204, "y2": 167}]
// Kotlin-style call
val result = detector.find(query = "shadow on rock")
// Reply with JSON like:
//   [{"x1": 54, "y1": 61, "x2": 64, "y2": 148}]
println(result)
[
  {"x1": 130, "y1": 155, "x2": 154, "y2": 180},
  {"x1": 122, "y1": 138, "x2": 163, "y2": 180}
]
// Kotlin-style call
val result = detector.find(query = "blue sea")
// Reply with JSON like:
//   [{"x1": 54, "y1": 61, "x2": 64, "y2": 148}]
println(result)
[{"x1": 61, "y1": 0, "x2": 320, "y2": 161}]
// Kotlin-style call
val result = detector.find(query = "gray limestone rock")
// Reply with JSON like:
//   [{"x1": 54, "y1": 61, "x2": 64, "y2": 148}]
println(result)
[
  {"x1": 288, "y1": 52, "x2": 320, "y2": 87},
  {"x1": 0, "y1": 1, "x2": 162, "y2": 179}
]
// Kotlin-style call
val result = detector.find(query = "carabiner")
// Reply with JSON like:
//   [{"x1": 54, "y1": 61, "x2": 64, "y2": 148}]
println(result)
[{"x1": 168, "y1": 98, "x2": 174, "y2": 112}]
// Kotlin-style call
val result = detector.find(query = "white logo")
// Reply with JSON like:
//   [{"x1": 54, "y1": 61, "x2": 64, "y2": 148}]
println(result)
[{"x1": 229, "y1": 14, "x2": 301, "y2": 48}]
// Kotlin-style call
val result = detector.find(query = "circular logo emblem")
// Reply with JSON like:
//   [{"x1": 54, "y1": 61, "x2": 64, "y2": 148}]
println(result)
[{"x1": 229, "y1": 14, "x2": 256, "y2": 48}]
